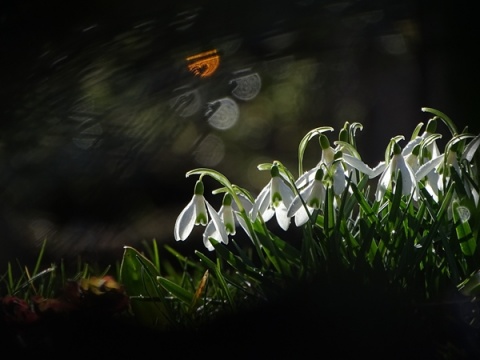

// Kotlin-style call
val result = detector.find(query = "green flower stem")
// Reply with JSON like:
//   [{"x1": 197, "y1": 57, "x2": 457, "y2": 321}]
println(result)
[
  {"x1": 297, "y1": 126, "x2": 334, "y2": 176},
  {"x1": 422, "y1": 107, "x2": 458, "y2": 135}
]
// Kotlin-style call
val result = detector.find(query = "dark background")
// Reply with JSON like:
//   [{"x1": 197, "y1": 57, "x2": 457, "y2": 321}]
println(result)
[{"x1": 0, "y1": 0, "x2": 479, "y2": 267}]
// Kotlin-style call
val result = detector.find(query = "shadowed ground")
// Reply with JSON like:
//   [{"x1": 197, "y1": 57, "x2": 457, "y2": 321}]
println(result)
[{"x1": 2, "y1": 270, "x2": 480, "y2": 358}]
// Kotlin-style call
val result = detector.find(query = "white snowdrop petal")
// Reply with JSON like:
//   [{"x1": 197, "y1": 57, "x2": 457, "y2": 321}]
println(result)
[
  {"x1": 206, "y1": 201, "x2": 229, "y2": 245},
  {"x1": 279, "y1": 180, "x2": 294, "y2": 207},
  {"x1": 251, "y1": 182, "x2": 271, "y2": 220},
  {"x1": 342, "y1": 153, "x2": 374, "y2": 177},
  {"x1": 415, "y1": 155, "x2": 444, "y2": 180},
  {"x1": 174, "y1": 196, "x2": 196, "y2": 241},
  {"x1": 275, "y1": 204, "x2": 291, "y2": 231},
  {"x1": 294, "y1": 206, "x2": 311, "y2": 227}
]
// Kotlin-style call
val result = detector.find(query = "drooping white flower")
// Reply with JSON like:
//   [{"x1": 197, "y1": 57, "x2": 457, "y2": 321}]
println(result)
[
  {"x1": 403, "y1": 119, "x2": 445, "y2": 200},
  {"x1": 174, "y1": 180, "x2": 228, "y2": 250},
  {"x1": 404, "y1": 144, "x2": 421, "y2": 174},
  {"x1": 202, "y1": 192, "x2": 254, "y2": 250},
  {"x1": 340, "y1": 153, "x2": 385, "y2": 179},
  {"x1": 334, "y1": 126, "x2": 385, "y2": 182},
  {"x1": 331, "y1": 152, "x2": 348, "y2": 195},
  {"x1": 414, "y1": 153, "x2": 444, "y2": 201},
  {"x1": 299, "y1": 132, "x2": 384, "y2": 194},
  {"x1": 442, "y1": 137, "x2": 480, "y2": 207},
  {"x1": 403, "y1": 142, "x2": 443, "y2": 201},
  {"x1": 230, "y1": 192, "x2": 255, "y2": 239},
  {"x1": 251, "y1": 164, "x2": 295, "y2": 231},
  {"x1": 403, "y1": 118, "x2": 441, "y2": 160},
  {"x1": 375, "y1": 143, "x2": 418, "y2": 202},
  {"x1": 287, "y1": 168, "x2": 325, "y2": 226},
  {"x1": 202, "y1": 193, "x2": 234, "y2": 250},
  {"x1": 296, "y1": 134, "x2": 335, "y2": 188}
]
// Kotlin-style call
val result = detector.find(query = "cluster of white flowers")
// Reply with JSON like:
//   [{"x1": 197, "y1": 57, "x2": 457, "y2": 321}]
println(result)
[{"x1": 174, "y1": 117, "x2": 480, "y2": 251}]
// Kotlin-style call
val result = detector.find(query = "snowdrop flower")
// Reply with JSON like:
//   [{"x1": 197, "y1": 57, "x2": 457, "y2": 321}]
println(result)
[
  {"x1": 441, "y1": 140, "x2": 479, "y2": 219},
  {"x1": 202, "y1": 193, "x2": 235, "y2": 251},
  {"x1": 343, "y1": 153, "x2": 386, "y2": 179},
  {"x1": 430, "y1": 141, "x2": 466, "y2": 200},
  {"x1": 408, "y1": 120, "x2": 444, "y2": 197},
  {"x1": 251, "y1": 164, "x2": 295, "y2": 231},
  {"x1": 331, "y1": 151, "x2": 348, "y2": 195},
  {"x1": 296, "y1": 134, "x2": 335, "y2": 188},
  {"x1": 376, "y1": 142, "x2": 418, "y2": 202},
  {"x1": 418, "y1": 134, "x2": 479, "y2": 205},
  {"x1": 404, "y1": 143, "x2": 441, "y2": 200},
  {"x1": 335, "y1": 124, "x2": 386, "y2": 180},
  {"x1": 445, "y1": 139, "x2": 479, "y2": 206},
  {"x1": 444, "y1": 143, "x2": 462, "y2": 177},
  {"x1": 404, "y1": 144, "x2": 421, "y2": 174},
  {"x1": 203, "y1": 193, "x2": 254, "y2": 250},
  {"x1": 299, "y1": 132, "x2": 383, "y2": 194},
  {"x1": 414, "y1": 152, "x2": 444, "y2": 202},
  {"x1": 319, "y1": 134, "x2": 336, "y2": 165},
  {"x1": 174, "y1": 179, "x2": 228, "y2": 250},
  {"x1": 403, "y1": 118, "x2": 441, "y2": 159},
  {"x1": 287, "y1": 168, "x2": 325, "y2": 226},
  {"x1": 230, "y1": 192, "x2": 255, "y2": 238}
]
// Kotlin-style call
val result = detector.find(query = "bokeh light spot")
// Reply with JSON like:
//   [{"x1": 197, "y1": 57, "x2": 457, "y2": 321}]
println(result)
[
  {"x1": 230, "y1": 70, "x2": 262, "y2": 101},
  {"x1": 170, "y1": 86, "x2": 202, "y2": 117},
  {"x1": 456, "y1": 206, "x2": 471, "y2": 222},
  {"x1": 186, "y1": 50, "x2": 220, "y2": 78},
  {"x1": 206, "y1": 97, "x2": 239, "y2": 130}
]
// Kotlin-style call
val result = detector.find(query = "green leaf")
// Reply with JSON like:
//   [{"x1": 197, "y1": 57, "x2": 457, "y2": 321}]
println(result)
[
  {"x1": 410, "y1": 122, "x2": 424, "y2": 140},
  {"x1": 119, "y1": 246, "x2": 171, "y2": 329},
  {"x1": 350, "y1": 181, "x2": 377, "y2": 226},
  {"x1": 157, "y1": 276, "x2": 194, "y2": 305},
  {"x1": 195, "y1": 250, "x2": 235, "y2": 309},
  {"x1": 214, "y1": 243, "x2": 247, "y2": 271},
  {"x1": 436, "y1": 184, "x2": 462, "y2": 284}
]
